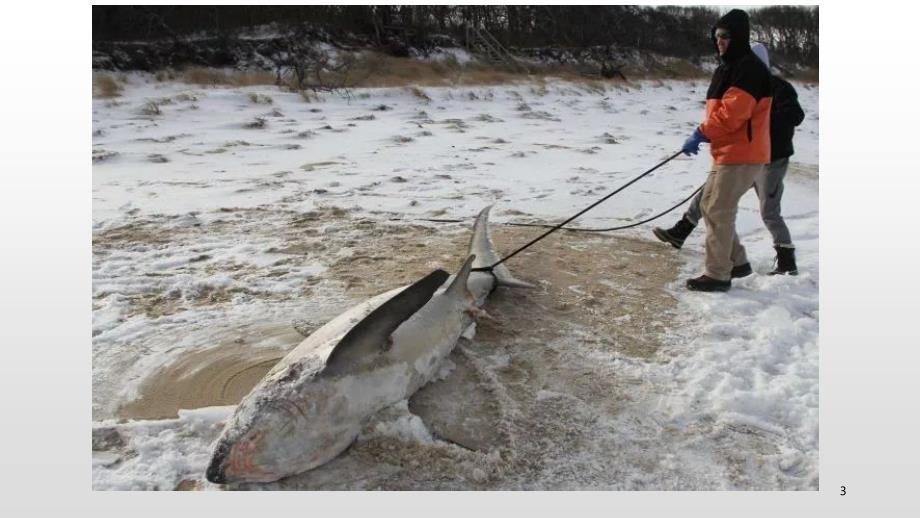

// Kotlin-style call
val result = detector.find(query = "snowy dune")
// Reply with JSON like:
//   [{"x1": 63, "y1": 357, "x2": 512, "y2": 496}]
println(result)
[{"x1": 92, "y1": 74, "x2": 818, "y2": 490}]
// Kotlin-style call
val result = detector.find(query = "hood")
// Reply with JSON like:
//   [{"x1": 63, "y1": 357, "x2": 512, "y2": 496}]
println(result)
[
  {"x1": 751, "y1": 42, "x2": 770, "y2": 69},
  {"x1": 711, "y1": 9, "x2": 751, "y2": 63}
]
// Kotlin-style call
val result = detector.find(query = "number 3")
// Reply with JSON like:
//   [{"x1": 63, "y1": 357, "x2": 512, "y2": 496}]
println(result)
[{"x1": 840, "y1": 485, "x2": 846, "y2": 496}]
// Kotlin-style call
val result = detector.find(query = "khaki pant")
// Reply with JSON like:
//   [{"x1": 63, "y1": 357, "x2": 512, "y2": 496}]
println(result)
[
  {"x1": 684, "y1": 158, "x2": 793, "y2": 247},
  {"x1": 700, "y1": 163, "x2": 766, "y2": 281}
]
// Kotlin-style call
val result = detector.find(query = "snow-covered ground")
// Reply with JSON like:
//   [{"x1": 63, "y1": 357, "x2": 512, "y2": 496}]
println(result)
[{"x1": 92, "y1": 73, "x2": 818, "y2": 490}]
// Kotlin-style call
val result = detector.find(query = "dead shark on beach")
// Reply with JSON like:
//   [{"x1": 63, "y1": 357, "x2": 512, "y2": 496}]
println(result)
[{"x1": 205, "y1": 205, "x2": 533, "y2": 484}]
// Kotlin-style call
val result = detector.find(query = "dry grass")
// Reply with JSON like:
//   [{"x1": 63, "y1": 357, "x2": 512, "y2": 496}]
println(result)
[
  {"x1": 347, "y1": 56, "x2": 640, "y2": 90},
  {"x1": 154, "y1": 69, "x2": 178, "y2": 82},
  {"x1": 93, "y1": 74, "x2": 122, "y2": 98},
  {"x1": 792, "y1": 67, "x2": 819, "y2": 84},
  {"x1": 405, "y1": 86, "x2": 432, "y2": 102},
  {"x1": 640, "y1": 60, "x2": 710, "y2": 80},
  {"x1": 299, "y1": 90, "x2": 320, "y2": 103},
  {"x1": 451, "y1": 64, "x2": 529, "y2": 86},
  {"x1": 179, "y1": 66, "x2": 276, "y2": 87},
  {"x1": 247, "y1": 92, "x2": 274, "y2": 104},
  {"x1": 162, "y1": 57, "x2": 680, "y2": 93},
  {"x1": 140, "y1": 100, "x2": 161, "y2": 116},
  {"x1": 339, "y1": 52, "x2": 530, "y2": 88},
  {"x1": 138, "y1": 58, "x2": 812, "y2": 95},
  {"x1": 346, "y1": 53, "x2": 450, "y2": 87}
]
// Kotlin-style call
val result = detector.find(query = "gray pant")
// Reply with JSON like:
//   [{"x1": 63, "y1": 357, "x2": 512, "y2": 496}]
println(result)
[{"x1": 684, "y1": 157, "x2": 793, "y2": 247}]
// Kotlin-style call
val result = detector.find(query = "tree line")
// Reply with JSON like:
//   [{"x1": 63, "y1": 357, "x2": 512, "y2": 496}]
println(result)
[{"x1": 92, "y1": 5, "x2": 818, "y2": 67}]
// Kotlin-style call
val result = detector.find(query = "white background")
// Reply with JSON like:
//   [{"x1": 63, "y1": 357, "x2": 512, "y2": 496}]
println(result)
[{"x1": 2, "y1": 0, "x2": 919, "y2": 515}]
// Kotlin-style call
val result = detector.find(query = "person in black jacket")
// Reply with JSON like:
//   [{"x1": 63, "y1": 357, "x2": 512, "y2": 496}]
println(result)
[{"x1": 654, "y1": 42, "x2": 805, "y2": 275}]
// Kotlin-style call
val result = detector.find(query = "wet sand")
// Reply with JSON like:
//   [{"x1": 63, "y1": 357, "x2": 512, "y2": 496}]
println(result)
[
  {"x1": 101, "y1": 208, "x2": 682, "y2": 489},
  {"x1": 119, "y1": 324, "x2": 301, "y2": 420},
  {"x1": 115, "y1": 209, "x2": 680, "y2": 422}
]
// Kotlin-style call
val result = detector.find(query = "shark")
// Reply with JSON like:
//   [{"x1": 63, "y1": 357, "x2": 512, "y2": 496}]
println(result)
[{"x1": 205, "y1": 206, "x2": 532, "y2": 484}]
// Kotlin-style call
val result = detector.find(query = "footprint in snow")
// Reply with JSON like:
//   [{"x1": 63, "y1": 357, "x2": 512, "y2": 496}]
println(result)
[
  {"x1": 632, "y1": 209, "x2": 652, "y2": 219},
  {"x1": 600, "y1": 132, "x2": 619, "y2": 144},
  {"x1": 243, "y1": 117, "x2": 266, "y2": 129},
  {"x1": 146, "y1": 154, "x2": 169, "y2": 163},
  {"x1": 472, "y1": 114, "x2": 504, "y2": 123},
  {"x1": 93, "y1": 150, "x2": 118, "y2": 163}
]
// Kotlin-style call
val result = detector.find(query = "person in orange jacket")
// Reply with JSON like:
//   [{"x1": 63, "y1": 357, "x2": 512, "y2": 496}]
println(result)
[
  {"x1": 677, "y1": 9, "x2": 773, "y2": 292},
  {"x1": 654, "y1": 42, "x2": 805, "y2": 276}
]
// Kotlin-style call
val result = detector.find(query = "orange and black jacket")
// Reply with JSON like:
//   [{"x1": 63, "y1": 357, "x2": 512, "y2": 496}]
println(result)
[{"x1": 699, "y1": 9, "x2": 773, "y2": 165}]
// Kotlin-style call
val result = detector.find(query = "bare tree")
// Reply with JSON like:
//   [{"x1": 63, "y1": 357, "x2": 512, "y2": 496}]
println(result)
[
  {"x1": 269, "y1": 26, "x2": 361, "y2": 94},
  {"x1": 94, "y1": 5, "x2": 819, "y2": 70}
]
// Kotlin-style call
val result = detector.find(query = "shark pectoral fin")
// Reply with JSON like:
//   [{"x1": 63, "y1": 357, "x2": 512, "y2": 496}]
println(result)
[{"x1": 408, "y1": 348, "x2": 507, "y2": 452}]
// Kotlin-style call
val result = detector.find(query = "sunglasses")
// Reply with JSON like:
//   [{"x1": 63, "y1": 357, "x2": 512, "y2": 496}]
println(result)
[{"x1": 715, "y1": 30, "x2": 731, "y2": 40}]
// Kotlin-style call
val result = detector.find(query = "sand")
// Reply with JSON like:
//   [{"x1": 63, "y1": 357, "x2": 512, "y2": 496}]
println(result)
[
  {"x1": 97, "y1": 207, "x2": 682, "y2": 489},
  {"x1": 119, "y1": 325, "x2": 296, "y2": 420},
  {"x1": 114, "y1": 208, "x2": 680, "y2": 422}
]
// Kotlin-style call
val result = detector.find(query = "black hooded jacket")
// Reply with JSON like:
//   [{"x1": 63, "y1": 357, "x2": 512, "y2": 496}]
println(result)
[{"x1": 769, "y1": 75, "x2": 805, "y2": 160}]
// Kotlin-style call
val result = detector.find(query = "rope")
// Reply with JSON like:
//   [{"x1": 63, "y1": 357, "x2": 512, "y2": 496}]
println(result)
[
  {"x1": 388, "y1": 150, "x2": 693, "y2": 274},
  {"x1": 504, "y1": 183, "x2": 702, "y2": 233},
  {"x1": 486, "y1": 150, "x2": 684, "y2": 269}
]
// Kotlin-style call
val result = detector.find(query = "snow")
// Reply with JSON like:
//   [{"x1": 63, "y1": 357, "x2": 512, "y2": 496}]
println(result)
[
  {"x1": 423, "y1": 47, "x2": 476, "y2": 65},
  {"x1": 93, "y1": 406, "x2": 234, "y2": 491},
  {"x1": 360, "y1": 400, "x2": 436, "y2": 444},
  {"x1": 92, "y1": 72, "x2": 818, "y2": 489}
]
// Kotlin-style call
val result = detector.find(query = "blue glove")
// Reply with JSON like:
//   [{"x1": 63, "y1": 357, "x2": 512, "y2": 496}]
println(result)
[{"x1": 682, "y1": 127, "x2": 709, "y2": 156}]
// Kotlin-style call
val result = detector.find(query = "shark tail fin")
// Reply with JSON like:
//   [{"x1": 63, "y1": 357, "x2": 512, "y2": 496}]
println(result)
[{"x1": 470, "y1": 206, "x2": 536, "y2": 289}]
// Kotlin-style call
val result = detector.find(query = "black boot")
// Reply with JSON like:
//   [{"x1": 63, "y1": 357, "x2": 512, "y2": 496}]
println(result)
[
  {"x1": 686, "y1": 275, "x2": 731, "y2": 292},
  {"x1": 770, "y1": 246, "x2": 798, "y2": 275},
  {"x1": 653, "y1": 216, "x2": 696, "y2": 249},
  {"x1": 731, "y1": 263, "x2": 753, "y2": 279}
]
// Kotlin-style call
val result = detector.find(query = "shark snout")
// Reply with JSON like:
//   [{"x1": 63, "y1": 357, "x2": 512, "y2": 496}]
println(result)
[{"x1": 205, "y1": 438, "x2": 232, "y2": 484}]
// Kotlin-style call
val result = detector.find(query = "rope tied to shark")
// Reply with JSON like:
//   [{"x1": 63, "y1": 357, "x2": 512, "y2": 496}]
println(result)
[{"x1": 471, "y1": 149, "x2": 687, "y2": 274}]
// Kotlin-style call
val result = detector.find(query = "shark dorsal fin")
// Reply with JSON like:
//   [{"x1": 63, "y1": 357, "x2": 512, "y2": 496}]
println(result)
[
  {"x1": 446, "y1": 254, "x2": 476, "y2": 297},
  {"x1": 322, "y1": 268, "x2": 450, "y2": 376}
]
